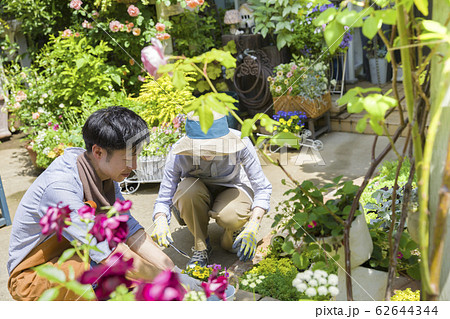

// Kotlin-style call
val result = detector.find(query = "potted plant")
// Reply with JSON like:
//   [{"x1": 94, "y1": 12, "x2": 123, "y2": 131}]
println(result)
[
  {"x1": 364, "y1": 39, "x2": 388, "y2": 85},
  {"x1": 268, "y1": 58, "x2": 335, "y2": 119}
]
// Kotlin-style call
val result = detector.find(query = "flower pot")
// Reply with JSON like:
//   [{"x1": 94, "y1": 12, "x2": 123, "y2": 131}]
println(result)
[
  {"x1": 135, "y1": 155, "x2": 167, "y2": 182},
  {"x1": 273, "y1": 92, "x2": 332, "y2": 119},
  {"x1": 369, "y1": 58, "x2": 388, "y2": 85},
  {"x1": 336, "y1": 266, "x2": 388, "y2": 301},
  {"x1": 24, "y1": 143, "x2": 38, "y2": 168}
]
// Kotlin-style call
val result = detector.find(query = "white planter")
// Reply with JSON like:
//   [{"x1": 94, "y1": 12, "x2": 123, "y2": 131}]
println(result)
[
  {"x1": 369, "y1": 58, "x2": 388, "y2": 85},
  {"x1": 336, "y1": 266, "x2": 388, "y2": 301},
  {"x1": 135, "y1": 155, "x2": 167, "y2": 182}
]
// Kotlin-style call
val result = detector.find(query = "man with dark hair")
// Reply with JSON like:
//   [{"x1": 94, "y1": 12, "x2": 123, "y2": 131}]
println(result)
[{"x1": 7, "y1": 106, "x2": 199, "y2": 301}]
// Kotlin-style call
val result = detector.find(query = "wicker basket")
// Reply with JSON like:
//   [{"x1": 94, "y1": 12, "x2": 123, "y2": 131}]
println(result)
[
  {"x1": 135, "y1": 155, "x2": 167, "y2": 181},
  {"x1": 273, "y1": 92, "x2": 332, "y2": 119}
]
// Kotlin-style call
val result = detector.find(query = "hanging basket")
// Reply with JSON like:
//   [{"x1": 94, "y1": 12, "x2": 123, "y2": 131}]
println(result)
[{"x1": 273, "y1": 92, "x2": 332, "y2": 119}]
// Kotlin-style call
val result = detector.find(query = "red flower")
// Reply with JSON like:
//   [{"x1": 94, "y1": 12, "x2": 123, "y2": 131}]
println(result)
[
  {"x1": 113, "y1": 199, "x2": 132, "y2": 213},
  {"x1": 135, "y1": 270, "x2": 186, "y2": 301},
  {"x1": 201, "y1": 270, "x2": 228, "y2": 300},
  {"x1": 78, "y1": 253, "x2": 133, "y2": 300},
  {"x1": 397, "y1": 251, "x2": 403, "y2": 259},
  {"x1": 307, "y1": 220, "x2": 317, "y2": 228},
  {"x1": 39, "y1": 203, "x2": 71, "y2": 241},
  {"x1": 89, "y1": 214, "x2": 129, "y2": 249}
]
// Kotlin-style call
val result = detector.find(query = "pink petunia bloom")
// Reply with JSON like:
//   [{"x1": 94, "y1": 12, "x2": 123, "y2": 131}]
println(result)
[
  {"x1": 53, "y1": 124, "x2": 60, "y2": 131},
  {"x1": 141, "y1": 38, "x2": 167, "y2": 79},
  {"x1": 307, "y1": 220, "x2": 318, "y2": 228},
  {"x1": 286, "y1": 71, "x2": 293, "y2": 78},
  {"x1": 201, "y1": 270, "x2": 228, "y2": 300},
  {"x1": 132, "y1": 27, "x2": 141, "y2": 36},
  {"x1": 92, "y1": 10, "x2": 99, "y2": 18},
  {"x1": 291, "y1": 64, "x2": 298, "y2": 71},
  {"x1": 32, "y1": 112, "x2": 40, "y2": 120},
  {"x1": 155, "y1": 23, "x2": 165, "y2": 32},
  {"x1": 109, "y1": 20, "x2": 123, "y2": 33},
  {"x1": 89, "y1": 214, "x2": 129, "y2": 249},
  {"x1": 78, "y1": 205, "x2": 96, "y2": 220},
  {"x1": 397, "y1": 252, "x2": 403, "y2": 259},
  {"x1": 39, "y1": 203, "x2": 72, "y2": 241},
  {"x1": 78, "y1": 253, "x2": 133, "y2": 301},
  {"x1": 288, "y1": 86, "x2": 293, "y2": 93},
  {"x1": 134, "y1": 270, "x2": 186, "y2": 301},
  {"x1": 138, "y1": 75, "x2": 146, "y2": 82},
  {"x1": 69, "y1": 0, "x2": 83, "y2": 10},
  {"x1": 127, "y1": 5, "x2": 140, "y2": 17},
  {"x1": 62, "y1": 29, "x2": 73, "y2": 38},
  {"x1": 113, "y1": 199, "x2": 132, "y2": 213}
]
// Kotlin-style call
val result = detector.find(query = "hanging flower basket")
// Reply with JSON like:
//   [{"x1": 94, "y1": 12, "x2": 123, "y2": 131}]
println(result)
[{"x1": 273, "y1": 92, "x2": 332, "y2": 119}]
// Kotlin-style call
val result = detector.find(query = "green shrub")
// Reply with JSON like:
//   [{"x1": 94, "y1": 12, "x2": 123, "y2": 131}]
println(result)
[{"x1": 390, "y1": 288, "x2": 420, "y2": 301}]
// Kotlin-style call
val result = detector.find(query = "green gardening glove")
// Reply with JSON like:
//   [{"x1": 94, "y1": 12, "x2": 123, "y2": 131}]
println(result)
[
  {"x1": 151, "y1": 215, "x2": 173, "y2": 247},
  {"x1": 232, "y1": 219, "x2": 260, "y2": 262}
]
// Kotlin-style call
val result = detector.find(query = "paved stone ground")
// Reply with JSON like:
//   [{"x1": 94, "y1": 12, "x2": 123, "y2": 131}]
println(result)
[{"x1": 0, "y1": 130, "x2": 417, "y2": 301}]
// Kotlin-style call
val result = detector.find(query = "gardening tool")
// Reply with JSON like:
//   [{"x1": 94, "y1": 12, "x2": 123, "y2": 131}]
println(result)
[{"x1": 169, "y1": 243, "x2": 191, "y2": 259}]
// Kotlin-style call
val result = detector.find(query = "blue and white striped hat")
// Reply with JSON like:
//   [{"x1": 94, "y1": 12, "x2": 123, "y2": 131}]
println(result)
[{"x1": 171, "y1": 111, "x2": 246, "y2": 156}]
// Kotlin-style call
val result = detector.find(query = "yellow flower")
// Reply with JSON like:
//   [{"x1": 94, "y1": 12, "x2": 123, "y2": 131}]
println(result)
[
  {"x1": 283, "y1": 128, "x2": 289, "y2": 133},
  {"x1": 295, "y1": 125, "x2": 300, "y2": 130},
  {"x1": 279, "y1": 118, "x2": 285, "y2": 124},
  {"x1": 47, "y1": 151, "x2": 56, "y2": 159},
  {"x1": 287, "y1": 119, "x2": 293, "y2": 126},
  {"x1": 292, "y1": 115, "x2": 298, "y2": 119}
]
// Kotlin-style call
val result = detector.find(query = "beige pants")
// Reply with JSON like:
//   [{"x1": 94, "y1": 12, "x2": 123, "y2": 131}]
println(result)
[{"x1": 173, "y1": 177, "x2": 252, "y2": 251}]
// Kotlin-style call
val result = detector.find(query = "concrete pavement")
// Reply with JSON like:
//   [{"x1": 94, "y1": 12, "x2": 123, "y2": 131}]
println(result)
[{"x1": 0, "y1": 131, "x2": 406, "y2": 301}]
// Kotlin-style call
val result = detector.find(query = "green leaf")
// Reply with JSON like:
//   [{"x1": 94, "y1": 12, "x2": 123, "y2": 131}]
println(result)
[
  {"x1": 172, "y1": 70, "x2": 187, "y2": 91},
  {"x1": 293, "y1": 212, "x2": 308, "y2": 226},
  {"x1": 337, "y1": 89, "x2": 359, "y2": 105},
  {"x1": 270, "y1": 132, "x2": 300, "y2": 149},
  {"x1": 414, "y1": 0, "x2": 429, "y2": 16},
  {"x1": 110, "y1": 74, "x2": 121, "y2": 86},
  {"x1": 258, "y1": 114, "x2": 279, "y2": 133},
  {"x1": 292, "y1": 252, "x2": 310, "y2": 270},
  {"x1": 241, "y1": 119, "x2": 256, "y2": 138},
  {"x1": 324, "y1": 20, "x2": 345, "y2": 54},
  {"x1": 65, "y1": 281, "x2": 96, "y2": 300},
  {"x1": 362, "y1": 15, "x2": 382, "y2": 40},
  {"x1": 314, "y1": 7, "x2": 338, "y2": 26},
  {"x1": 356, "y1": 116, "x2": 368, "y2": 133},
  {"x1": 422, "y1": 20, "x2": 447, "y2": 34},
  {"x1": 38, "y1": 287, "x2": 60, "y2": 301},
  {"x1": 336, "y1": 9, "x2": 364, "y2": 28},
  {"x1": 369, "y1": 118, "x2": 384, "y2": 135},
  {"x1": 347, "y1": 99, "x2": 364, "y2": 113},
  {"x1": 34, "y1": 265, "x2": 66, "y2": 284},
  {"x1": 75, "y1": 58, "x2": 86, "y2": 69},
  {"x1": 378, "y1": 9, "x2": 397, "y2": 25},
  {"x1": 58, "y1": 248, "x2": 76, "y2": 265},
  {"x1": 282, "y1": 240, "x2": 295, "y2": 254}
]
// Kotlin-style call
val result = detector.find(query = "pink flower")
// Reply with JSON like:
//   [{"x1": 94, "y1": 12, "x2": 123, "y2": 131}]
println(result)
[
  {"x1": 47, "y1": 121, "x2": 52, "y2": 126},
  {"x1": 132, "y1": 27, "x2": 141, "y2": 36},
  {"x1": 89, "y1": 214, "x2": 129, "y2": 249},
  {"x1": 127, "y1": 5, "x2": 140, "y2": 17},
  {"x1": 286, "y1": 71, "x2": 293, "y2": 78},
  {"x1": 291, "y1": 64, "x2": 298, "y2": 71},
  {"x1": 13, "y1": 102, "x2": 20, "y2": 109},
  {"x1": 288, "y1": 86, "x2": 293, "y2": 93},
  {"x1": 32, "y1": 112, "x2": 40, "y2": 120},
  {"x1": 61, "y1": 29, "x2": 73, "y2": 38},
  {"x1": 113, "y1": 199, "x2": 132, "y2": 213},
  {"x1": 39, "y1": 203, "x2": 72, "y2": 241},
  {"x1": 15, "y1": 90, "x2": 27, "y2": 102},
  {"x1": 109, "y1": 20, "x2": 123, "y2": 32},
  {"x1": 172, "y1": 117, "x2": 181, "y2": 128},
  {"x1": 138, "y1": 75, "x2": 146, "y2": 82},
  {"x1": 74, "y1": 32, "x2": 80, "y2": 37},
  {"x1": 185, "y1": 0, "x2": 202, "y2": 9},
  {"x1": 78, "y1": 253, "x2": 133, "y2": 300},
  {"x1": 92, "y1": 10, "x2": 99, "y2": 18},
  {"x1": 307, "y1": 220, "x2": 317, "y2": 228},
  {"x1": 82, "y1": 20, "x2": 93, "y2": 29},
  {"x1": 135, "y1": 270, "x2": 186, "y2": 301},
  {"x1": 155, "y1": 23, "x2": 165, "y2": 32},
  {"x1": 69, "y1": 0, "x2": 82, "y2": 10},
  {"x1": 78, "y1": 205, "x2": 95, "y2": 220},
  {"x1": 201, "y1": 270, "x2": 228, "y2": 300},
  {"x1": 141, "y1": 38, "x2": 167, "y2": 79},
  {"x1": 53, "y1": 124, "x2": 60, "y2": 131},
  {"x1": 397, "y1": 252, "x2": 403, "y2": 259}
]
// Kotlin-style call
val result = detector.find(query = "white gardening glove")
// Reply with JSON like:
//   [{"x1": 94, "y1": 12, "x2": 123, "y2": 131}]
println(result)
[
  {"x1": 151, "y1": 215, "x2": 173, "y2": 247},
  {"x1": 173, "y1": 266, "x2": 203, "y2": 291}
]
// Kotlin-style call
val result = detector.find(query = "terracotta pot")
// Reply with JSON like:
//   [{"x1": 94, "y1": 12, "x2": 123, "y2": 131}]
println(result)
[{"x1": 24, "y1": 143, "x2": 38, "y2": 168}]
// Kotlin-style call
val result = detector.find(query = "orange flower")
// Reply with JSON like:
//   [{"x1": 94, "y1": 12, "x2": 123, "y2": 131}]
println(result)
[
  {"x1": 155, "y1": 23, "x2": 165, "y2": 32},
  {"x1": 132, "y1": 27, "x2": 141, "y2": 36}
]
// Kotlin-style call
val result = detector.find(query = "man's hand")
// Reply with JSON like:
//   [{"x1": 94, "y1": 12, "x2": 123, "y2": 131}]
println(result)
[
  {"x1": 232, "y1": 219, "x2": 260, "y2": 262},
  {"x1": 151, "y1": 214, "x2": 173, "y2": 247}
]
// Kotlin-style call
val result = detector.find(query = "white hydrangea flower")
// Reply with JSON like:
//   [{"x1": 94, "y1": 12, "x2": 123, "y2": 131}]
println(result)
[
  {"x1": 249, "y1": 283, "x2": 256, "y2": 289},
  {"x1": 297, "y1": 272, "x2": 306, "y2": 280},
  {"x1": 318, "y1": 286, "x2": 328, "y2": 296},
  {"x1": 308, "y1": 279, "x2": 318, "y2": 287},
  {"x1": 296, "y1": 283, "x2": 307, "y2": 293},
  {"x1": 304, "y1": 270, "x2": 313, "y2": 277},
  {"x1": 329, "y1": 286, "x2": 339, "y2": 297},
  {"x1": 318, "y1": 277, "x2": 328, "y2": 285},
  {"x1": 305, "y1": 287, "x2": 317, "y2": 297},
  {"x1": 328, "y1": 274, "x2": 338, "y2": 286},
  {"x1": 292, "y1": 278, "x2": 303, "y2": 287}
]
